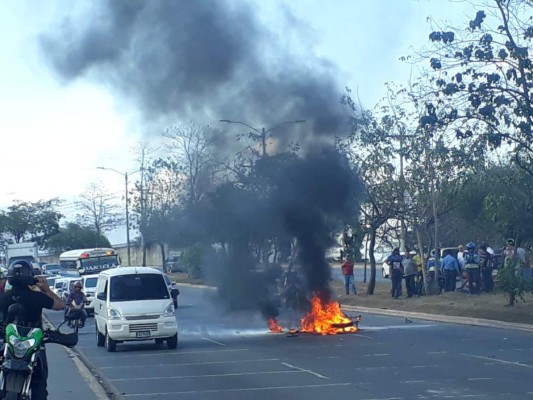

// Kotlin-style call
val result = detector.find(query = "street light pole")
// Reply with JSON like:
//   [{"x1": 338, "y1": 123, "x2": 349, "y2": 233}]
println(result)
[
  {"x1": 386, "y1": 131, "x2": 416, "y2": 253},
  {"x1": 97, "y1": 167, "x2": 141, "y2": 266},
  {"x1": 124, "y1": 172, "x2": 131, "y2": 266},
  {"x1": 219, "y1": 119, "x2": 306, "y2": 157}
]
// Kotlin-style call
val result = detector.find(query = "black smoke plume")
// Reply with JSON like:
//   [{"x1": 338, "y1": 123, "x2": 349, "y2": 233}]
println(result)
[
  {"x1": 39, "y1": 0, "x2": 362, "y2": 321},
  {"x1": 192, "y1": 146, "x2": 360, "y2": 319},
  {"x1": 39, "y1": 0, "x2": 350, "y2": 144}
]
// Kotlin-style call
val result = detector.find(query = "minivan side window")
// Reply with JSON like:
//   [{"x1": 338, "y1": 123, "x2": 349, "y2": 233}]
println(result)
[
  {"x1": 110, "y1": 274, "x2": 169, "y2": 302},
  {"x1": 96, "y1": 278, "x2": 108, "y2": 300}
]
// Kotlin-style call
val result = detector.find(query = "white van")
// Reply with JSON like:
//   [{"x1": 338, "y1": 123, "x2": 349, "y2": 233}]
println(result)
[
  {"x1": 93, "y1": 267, "x2": 178, "y2": 352},
  {"x1": 53, "y1": 277, "x2": 80, "y2": 300},
  {"x1": 81, "y1": 274, "x2": 99, "y2": 316}
]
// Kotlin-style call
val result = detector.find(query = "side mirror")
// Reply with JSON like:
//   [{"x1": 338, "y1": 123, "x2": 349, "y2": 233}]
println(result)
[
  {"x1": 96, "y1": 293, "x2": 106, "y2": 301},
  {"x1": 170, "y1": 288, "x2": 179, "y2": 298}
]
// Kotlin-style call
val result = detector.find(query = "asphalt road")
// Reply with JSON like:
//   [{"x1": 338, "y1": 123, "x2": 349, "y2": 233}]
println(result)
[{"x1": 45, "y1": 285, "x2": 533, "y2": 400}]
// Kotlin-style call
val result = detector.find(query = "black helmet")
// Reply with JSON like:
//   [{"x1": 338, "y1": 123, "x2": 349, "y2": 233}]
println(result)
[{"x1": 7, "y1": 260, "x2": 36, "y2": 287}]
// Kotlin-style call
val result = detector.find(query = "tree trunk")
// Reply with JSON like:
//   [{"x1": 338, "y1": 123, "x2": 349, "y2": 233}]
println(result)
[
  {"x1": 367, "y1": 228, "x2": 377, "y2": 295},
  {"x1": 141, "y1": 234, "x2": 147, "y2": 267},
  {"x1": 159, "y1": 242, "x2": 166, "y2": 272}
]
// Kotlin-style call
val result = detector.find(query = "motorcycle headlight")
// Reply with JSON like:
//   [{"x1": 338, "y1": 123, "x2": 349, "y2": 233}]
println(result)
[
  {"x1": 163, "y1": 303, "x2": 175, "y2": 317},
  {"x1": 108, "y1": 308, "x2": 122, "y2": 320},
  {"x1": 8, "y1": 336, "x2": 36, "y2": 358}
]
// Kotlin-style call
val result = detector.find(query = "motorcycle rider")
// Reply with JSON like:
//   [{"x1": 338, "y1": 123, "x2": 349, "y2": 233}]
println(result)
[
  {"x1": 0, "y1": 260, "x2": 65, "y2": 400},
  {"x1": 65, "y1": 281, "x2": 87, "y2": 328}
]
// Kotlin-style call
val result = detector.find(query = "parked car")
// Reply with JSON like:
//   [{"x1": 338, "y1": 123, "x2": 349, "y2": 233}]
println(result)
[
  {"x1": 93, "y1": 267, "x2": 178, "y2": 352},
  {"x1": 164, "y1": 253, "x2": 183, "y2": 273},
  {"x1": 382, "y1": 260, "x2": 391, "y2": 278}
]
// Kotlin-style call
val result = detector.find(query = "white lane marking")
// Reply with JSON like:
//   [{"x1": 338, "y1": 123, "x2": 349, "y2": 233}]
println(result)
[
  {"x1": 281, "y1": 362, "x2": 329, "y2": 379},
  {"x1": 400, "y1": 380, "x2": 426, "y2": 384},
  {"x1": 110, "y1": 370, "x2": 302, "y2": 382},
  {"x1": 201, "y1": 337, "x2": 227, "y2": 346},
  {"x1": 462, "y1": 353, "x2": 533, "y2": 369},
  {"x1": 121, "y1": 382, "x2": 351, "y2": 397},
  {"x1": 467, "y1": 377, "x2": 494, "y2": 381},
  {"x1": 355, "y1": 333, "x2": 374, "y2": 339},
  {"x1": 363, "y1": 324, "x2": 434, "y2": 330},
  {"x1": 352, "y1": 365, "x2": 438, "y2": 371},
  {"x1": 363, "y1": 353, "x2": 389, "y2": 357},
  {"x1": 100, "y1": 358, "x2": 278, "y2": 369},
  {"x1": 426, "y1": 351, "x2": 447, "y2": 354},
  {"x1": 88, "y1": 348, "x2": 248, "y2": 359}
]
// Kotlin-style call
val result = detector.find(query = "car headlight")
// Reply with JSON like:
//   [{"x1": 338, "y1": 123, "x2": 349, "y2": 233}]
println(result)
[
  {"x1": 163, "y1": 303, "x2": 175, "y2": 317},
  {"x1": 8, "y1": 336, "x2": 36, "y2": 358},
  {"x1": 108, "y1": 308, "x2": 122, "y2": 320}
]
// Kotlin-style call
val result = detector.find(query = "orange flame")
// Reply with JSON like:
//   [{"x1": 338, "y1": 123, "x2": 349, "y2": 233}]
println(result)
[
  {"x1": 267, "y1": 318, "x2": 283, "y2": 333},
  {"x1": 300, "y1": 294, "x2": 357, "y2": 335}
]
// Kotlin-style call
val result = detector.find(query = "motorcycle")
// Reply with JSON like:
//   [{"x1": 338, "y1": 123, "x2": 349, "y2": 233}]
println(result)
[
  {"x1": 0, "y1": 305, "x2": 79, "y2": 399},
  {"x1": 66, "y1": 301, "x2": 86, "y2": 330}
]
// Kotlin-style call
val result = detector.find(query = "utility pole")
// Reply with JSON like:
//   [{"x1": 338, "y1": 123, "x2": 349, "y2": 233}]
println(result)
[
  {"x1": 219, "y1": 119, "x2": 306, "y2": 158},
  {"x1": 124, "y1": 172, "x2": 131, "y2": 266},
  {"x1": 386, "y1": 130, "x2": 415, "y2": 253},
  {"x1": 97, "y1": 167, "x2": 141, "y2": 266}
]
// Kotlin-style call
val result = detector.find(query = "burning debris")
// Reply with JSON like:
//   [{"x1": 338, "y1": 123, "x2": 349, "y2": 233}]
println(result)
[
  {"x1": 301, "y1": 294, "x2": 357, "y2": 335},
  {"x1": 267, "y1": 318, "x2": 284, "y2": 333},
  {"x1": 268, "y1": 293, "x2": 361, "y2": 335}
]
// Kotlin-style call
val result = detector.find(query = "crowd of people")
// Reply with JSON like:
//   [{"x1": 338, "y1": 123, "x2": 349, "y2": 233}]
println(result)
[{"x1": 340, "y1": 238, "x2": 531, "y2": 299}]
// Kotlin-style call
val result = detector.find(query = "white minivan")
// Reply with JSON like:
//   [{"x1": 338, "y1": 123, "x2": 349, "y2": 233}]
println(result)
[
  {"x1": 93, "y1": 267, "x2": 178, "y2": 352},
  {"x1": 81, "y1": 274, "x2": 99, "y2": 316}
]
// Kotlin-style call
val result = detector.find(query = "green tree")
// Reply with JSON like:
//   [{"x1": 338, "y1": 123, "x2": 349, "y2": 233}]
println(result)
[
  {"x1": 0, "y1": 199, "x2": 63, "y2": 247},
  {"x1": 47, "y1": 223, "x2": 111, "y2": 253},
  {"x1": 338, "y1": 100, "x2": 403, "y2": 294},
  {"x1": 416, "y1": 0, "x2": 533, "y2": 175}
]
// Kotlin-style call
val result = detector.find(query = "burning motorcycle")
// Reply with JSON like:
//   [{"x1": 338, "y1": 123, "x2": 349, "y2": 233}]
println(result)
[{"x1": 0, "y1": 306, "x2": 79, "y2": 399}]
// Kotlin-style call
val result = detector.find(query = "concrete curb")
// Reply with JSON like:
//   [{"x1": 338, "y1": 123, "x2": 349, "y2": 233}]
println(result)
[
  {"x1": 72, "y1": 346, "x2": 124, "y2": 400},
  {"x1": 173, "y1": 281, "x2": 533, "y2": 333},
  {"x1": 43, "y1": 315, "x2": 124, "y2": 400},
  {"x1": 341, "y1": 305, "x2": 533, "y2": 333}
]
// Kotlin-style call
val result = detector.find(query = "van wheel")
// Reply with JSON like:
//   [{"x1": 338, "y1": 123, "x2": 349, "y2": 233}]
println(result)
[
  {"x1": 105, "y1": 331, "x2": 116, "y2": 352},
  {"x1": 166, "y1": 334, "x2": 178, "y2": 349},
  {"x1": 96, "y1": 325, "x2": 105, "y2": 347}
]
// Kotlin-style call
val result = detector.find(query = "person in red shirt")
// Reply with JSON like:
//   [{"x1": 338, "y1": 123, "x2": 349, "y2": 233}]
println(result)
[{"x1": 341, "y1": 256, "x2": 357, "y2": 295}]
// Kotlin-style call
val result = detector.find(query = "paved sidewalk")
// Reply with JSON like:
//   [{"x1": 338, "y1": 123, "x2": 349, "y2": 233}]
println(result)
[{"x1": 46, "y1": 343, "x2": 105, "y2": 399}]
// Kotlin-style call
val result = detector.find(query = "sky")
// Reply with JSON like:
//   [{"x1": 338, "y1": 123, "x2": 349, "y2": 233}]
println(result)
[{"x1": 0, "y1": 0, "x2": 476, "y2": 244}]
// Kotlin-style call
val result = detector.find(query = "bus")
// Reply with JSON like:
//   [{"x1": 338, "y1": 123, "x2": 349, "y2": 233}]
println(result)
[{"x1": 59, "y1": 248, "x2": 120, "y2": 276}]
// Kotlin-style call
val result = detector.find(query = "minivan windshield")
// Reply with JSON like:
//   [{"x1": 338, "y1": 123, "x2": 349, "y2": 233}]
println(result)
[
  {"x1": 109, "y1": 274, "x2": 169, "y2": 302},
  {"x1": 84, "y1": 277, "x2": 98, "y2": 288}
]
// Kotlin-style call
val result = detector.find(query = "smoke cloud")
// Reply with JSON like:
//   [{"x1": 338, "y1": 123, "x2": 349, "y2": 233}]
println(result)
[
  {"x1": 196, "y1": 145, "x2": 360, "y2": 320},
  {"x1": 39, "y1": 1, "x2": 362, "y2": 321},
  {"x1": 39, "y1": 0, "x2": 351, "y2": 145}
]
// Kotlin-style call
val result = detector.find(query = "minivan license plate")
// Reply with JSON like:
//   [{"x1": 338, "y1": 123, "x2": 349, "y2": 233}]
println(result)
[{"x1": 136, "y1": 331, "x2": 151, "y2": 338}]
